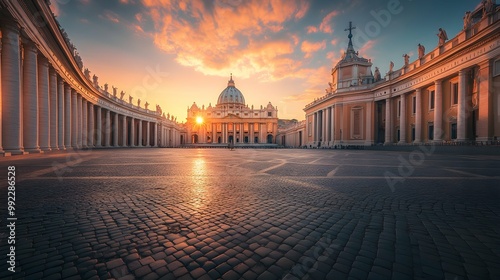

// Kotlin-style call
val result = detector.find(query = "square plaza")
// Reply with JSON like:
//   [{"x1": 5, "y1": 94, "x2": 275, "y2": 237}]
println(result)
[{"x1": 1, "y1": 148, "x2": 499, "y2": 279}]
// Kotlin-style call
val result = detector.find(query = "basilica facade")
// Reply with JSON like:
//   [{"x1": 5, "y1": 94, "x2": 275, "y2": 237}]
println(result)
[
  {"x1": 278, "y1": 1, "x2": 500, "y2": 148},
  {"x1": 185, "y1": 75, "x2": 278, "y2": 145}
]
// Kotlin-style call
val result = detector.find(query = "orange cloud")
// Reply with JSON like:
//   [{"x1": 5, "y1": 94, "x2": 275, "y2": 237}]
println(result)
[
  {"x1": 301, "y1": 40, "x2": 326, "y2": 58},
  {"x1": 306, "y1": 26, "x2": 318, "y2": 33},
  {"x1": 142, "y1": 0, "x2": 310, "y2": 79},
  {"x1": 102, "y1": 10, "x2": 120, "y2": 23},
  {"x1": 319, "y1": 10, "x2": 339, "y2": 33},
  {"x1": 358, "y1": 39, "x2": 376, "y2": 57},
  {"x1": 283, "y1": 66, "x2": 331, "y2": 102}
]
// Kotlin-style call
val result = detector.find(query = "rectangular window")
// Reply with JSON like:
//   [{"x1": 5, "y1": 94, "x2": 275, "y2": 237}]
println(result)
[
  {"x1": 308, "y1": 122, "x2": 312, "y2": 136},
  {"x1": 397, "y1": 128, "x2": 400, "y2": 142},
  {"x1": 451, "y1": 83, "x2": 458, "y2": 105},
  {"x1": 412, "y1": 96, "x2": 416, "y2": 114},
  {"x1": 254, "y1": 113, "x2": 258, "y2": 116},
  {"x1": 268, "y1": 112, "x2": 272, "y2": 117},
  {"x1": 397, "y1": 100, "x2": 401, "y2": 117},
  {"x1": 451, "y1": 123, "x2": 457, "y2": 139},
  {"x1": 411, "y1": 126, "x2": 415, "y2": 141},
  {"x1": 429, "y1": 90, "x2": 435, "y2": 110},
  {"x1": 428, "y1": 124, "x2": 434, "y2": 140},
  {"x1": 494, "y1": 59, "x2": 500, "y2": 77}
]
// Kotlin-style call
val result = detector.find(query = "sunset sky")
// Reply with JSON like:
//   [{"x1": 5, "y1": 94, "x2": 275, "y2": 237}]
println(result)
[{"x1": 50, "y1": 0, "x2": 476, "y2": 121}]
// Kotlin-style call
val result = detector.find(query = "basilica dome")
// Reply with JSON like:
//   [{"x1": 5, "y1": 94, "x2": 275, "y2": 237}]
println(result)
[{"x1": 217, "y1": 75, "x2": 245, "y2": 105}]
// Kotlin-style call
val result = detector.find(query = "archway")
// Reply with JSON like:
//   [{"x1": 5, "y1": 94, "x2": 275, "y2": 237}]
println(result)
[
  {"x1": 267, "y1": 134, "x2": 273, "y2": 144},
  {"x1": 192, "y1": 134, "x2": 198, "y2": 144},
  {"x1": 228, "y1": 135, "x2": 234, "y2": 144},
  {"x1": 218, "y1": 136, "x2": 222, "y2": 144}
]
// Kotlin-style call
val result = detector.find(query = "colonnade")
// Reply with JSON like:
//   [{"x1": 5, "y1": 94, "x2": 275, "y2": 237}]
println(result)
[
  {"x1": 0, "y1": 20, "x2": 159, "y2": 155},
  {"x1": 192, "y1": 122, "x2": 277, "y2": 144}
]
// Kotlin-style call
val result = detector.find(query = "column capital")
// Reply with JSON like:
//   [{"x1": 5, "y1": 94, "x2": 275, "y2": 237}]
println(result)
[
  {"x1": 415, "y1": 88, "x2": 422, "y2": 94},
  {"x1": 0, "y1": 18, "x2": 20, "y2": 33},
  {"x1": 434, "y1": 79, "x2": 444, "y2": 85},
  {"x1": 21, "y1": 37, "x2": 37, "y2": 53}
]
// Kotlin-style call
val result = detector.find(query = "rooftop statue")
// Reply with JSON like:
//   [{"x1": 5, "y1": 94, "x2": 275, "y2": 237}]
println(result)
[
  {"x1": 120, "y1": 90, "x2": 126, "y2": 100},
  {"x1": 403, "y1": 53, "x2": 410, "y2": 66},
  {"x1": 463, "y1": 11, "x2": 472, "y2": 30},
  {"x1": 418, "y1": 44, "x2": 425, "y2": 59},
  {"x1": 129, "y1": 95, "x2": 133, "y2": 104},
  {"x1": 374, "y1": 67, "x2": 381, "y2": 82},
  {"x1": 437, "y1": 28, "x2": 448, "y2": 47}
]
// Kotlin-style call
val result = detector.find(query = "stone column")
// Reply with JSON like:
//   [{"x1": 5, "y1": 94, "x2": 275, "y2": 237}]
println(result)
[
  {"x1": 433, "y1": 80, "x2": 443, "y2": 142},
  {"x1": 322, "y1": 108, "x2": 327, "y2": 145},
  {"x1": 22, "y1": 39, "x2": 40, "y2": 153},
  {"x1": 96, "y1": 106, "x2": 102, "y2": 147},
  {"x1": 82, "y1": 100, "x2": 88, "y2": 148},
  {"x1": 414, "y1": 89, "x2": 422, "y2": 143},
  {"x1": 153, "y1": 122, "x2": 158, "y2": 147},
  {"x1": 105, "y1": 109, "x2": 111, "y2": 146},
  {"x1": 476, "y1": 62, "x2": 492, "y2": 141},
  {"x1": 88, "y1": 103, "x2": 94, "y2": 147},
  {"x1": 138, "y1": 120, "x2": 143, "y2": 147},
  {"x1": 384, "y1": 98, "x2": 392, "y2": 145},
  {"x1": 71, "y1": 90, "x2": 78, "y2": 148},
  {"x1": 0, "y1": 26, "x2": 3, "y2": 154},
  {"x1": 457, "y1": 70, "x2": 467, "y2": 141},
  {"x1": 249, "y1": 123, "x2": 254, "y2": 143},
  {"x1": 57, "y1": 78, "x2": 65, "y2": 149},
  {"x1": 331, "y1": 106, "x2": 335, "y2": 142},
  {"x1": 122, "y1": 116, "x2": 127, "y2": 147},
  {"x1": 325, "y1": 108, "x2": 330, "y2": 144},
  {"x1": 49, "y1": 68, "x2": 58, "y2": 150},
  {"x1": 146, "y1": 121, "x2": 150, "y2": 147},
  {"x1": 399, "y1": 94, "x2": 406, "y2": 144},
  {"x1": 38, "y1": 56, "x2": 51, "y2": 151},
  {"x1": 130, "y1": 117, "x2": 135, "y2": 147},
  {"x1": 365, "y1": 102, "x2": 373, "y2": 146},
  {"x1": 64, "y1": 84, "x2": 71, "y2": 148},
  {"x1": 1, "y1": 20, "x2": 23, "y2": 154},
  {"x1": 76, "y1": 94, "x2": 82, "y2": 148},
  {"x1": 113, "y1": 113, "x2": 119, "y2": 146},
  {"x1": 312, "y1": 113, "x2": 316, "y2": 143}
]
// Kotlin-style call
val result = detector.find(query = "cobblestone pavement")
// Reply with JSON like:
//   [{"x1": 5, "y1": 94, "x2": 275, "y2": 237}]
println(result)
[{"x1": 1, "y1": 148, "x2": 500, "y2": 279}]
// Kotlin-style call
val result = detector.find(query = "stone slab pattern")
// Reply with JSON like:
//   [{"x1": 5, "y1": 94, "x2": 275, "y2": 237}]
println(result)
[{"x1": 0, "y1": 149, "x2": 499, "y2": 279}]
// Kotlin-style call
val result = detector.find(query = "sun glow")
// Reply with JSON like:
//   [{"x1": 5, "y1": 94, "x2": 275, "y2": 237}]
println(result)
[{"x1": 196, "y1": 116, "x2": 204, "y2": 124}]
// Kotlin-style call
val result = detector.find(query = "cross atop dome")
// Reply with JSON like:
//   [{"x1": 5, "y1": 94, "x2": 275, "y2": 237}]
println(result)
[
  {"x1": 342, "y1": 21, "x2": 360, "y2": 61},
  {"x1": 228, "y1": 73, "x2": 235, "y2": 87}
]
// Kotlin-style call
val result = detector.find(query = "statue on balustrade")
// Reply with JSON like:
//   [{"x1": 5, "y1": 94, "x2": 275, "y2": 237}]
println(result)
[
  {"x1": 403, "y1": 54, "x2": 410, "y2": 66},
  {"x1": 120, "y1": 90, "x2": 126, "y2": 100},
  {"x1": 418, "y1": 44, "x2": 425, "y2": 59},
  {"x1": 145, "y1": 102, "x2": 149, "y2": 110},
  {"x1": 137, "y1": 99, "x2": 141, "y2": 107},
  {"x1": 84, "y1": 68, "x2": 90, "y2": 79},
  {"x1": 112, "y1": 86, "x2": 117, "y2": 97},
  {"x1": 374, "y1": 67, "x2": 381, "y2": 82},
  {"x1": 483, "y1": 0, "x2": 496, "y2": 17},
  {"x1": 104, "y1": 83, "x2": 109, "y2": 93},
  {"x1": 437, "y1": 28, "x2": 448, "y2": 47},
  {"x1": 463, "y1": 11, "x2": 472, "y2": 30},
  {"x1": 388, "y1": 61, "x2": 394, "y2": 73},
  {"x1": 129, "y1": 95, "x2": 133, "y2": 104},
  {"x1": 92, "y1": 74, "x2": 99, "y2": 87}
]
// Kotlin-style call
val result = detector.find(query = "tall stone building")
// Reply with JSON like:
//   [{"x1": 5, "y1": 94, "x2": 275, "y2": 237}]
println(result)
[
  {"x1": 279, "y1": 1, "x2": 500, "y2": 147},
  {"x1": 186, "y1": 75, "x2": 278, "y2": 145}
]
